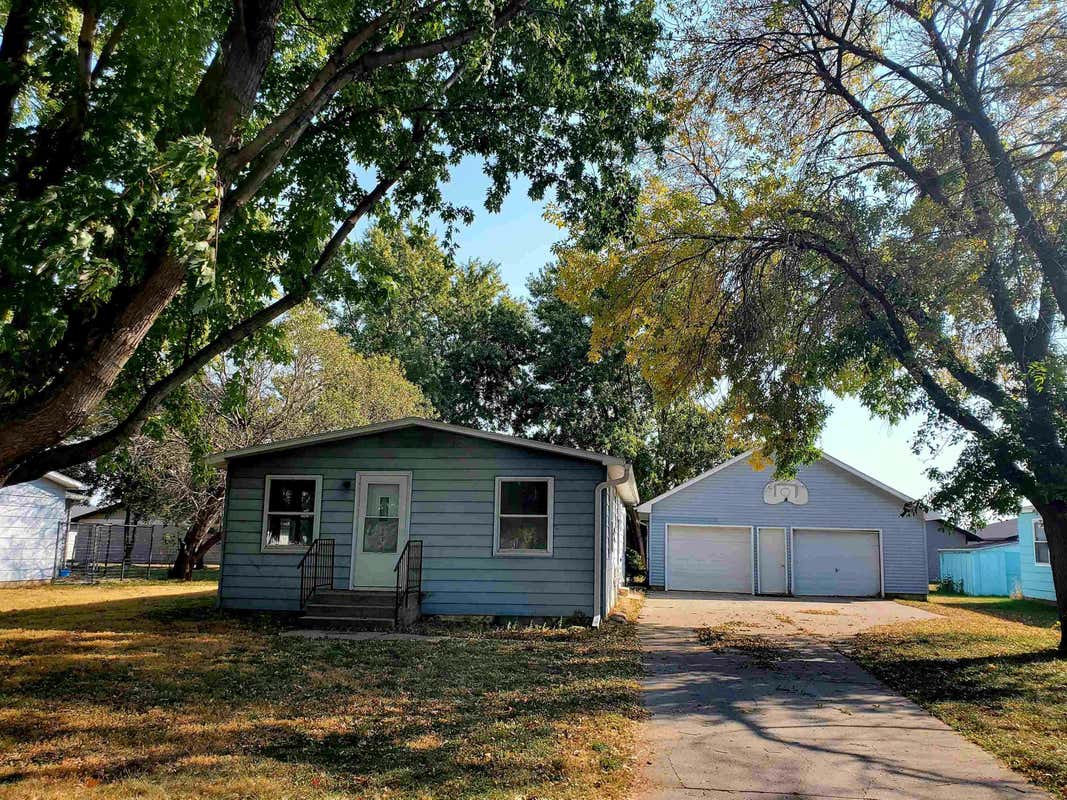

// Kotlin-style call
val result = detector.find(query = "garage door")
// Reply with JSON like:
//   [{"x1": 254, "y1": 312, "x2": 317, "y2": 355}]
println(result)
[
  {"x1": 793, "y1": 529, "x2": 881, "y2": 596},
  {"x1": 667, "y1": 525, "x2": 752, "y2": 593}
]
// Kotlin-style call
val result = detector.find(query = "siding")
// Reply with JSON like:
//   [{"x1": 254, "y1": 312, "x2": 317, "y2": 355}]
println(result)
[
  {"x1": 648, "y1": 456, "x2": 928, "y2": 596},
  {"x1": 1017, "y1": 511, "x2": 1055, "y2": 601},
  {"x1": 939, "y1": 544, "x2": 1020, "y2": 597},
  {"x1": 924, "y1": 520, "x2": 970, "y2": 581},
  {"x1": 0, "y1": 478, "x2": 68, "y2": 582},
  {"x1": 219, "y1": 427, "x2": 606, "y2": 616}
]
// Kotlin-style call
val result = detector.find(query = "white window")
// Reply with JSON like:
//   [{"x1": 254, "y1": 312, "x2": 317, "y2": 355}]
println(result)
[
  {"x1": 1034, "y1": 520, "x2": 1050, "y2": 565},
  {"x1": 494, "y1": 477, "x2": 553, "y2": 556},
  {"x1": 261, "y1": 475, "x2": 322, "y2": 551}
]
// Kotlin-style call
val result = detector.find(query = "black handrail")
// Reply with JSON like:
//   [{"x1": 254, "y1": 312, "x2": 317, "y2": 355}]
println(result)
[
  {"x1": 394, "y1": 539, "x2": 423, "y2": 627},
  {"x1": 298, "y1": 538, "x2": 335, "y2": 608}
]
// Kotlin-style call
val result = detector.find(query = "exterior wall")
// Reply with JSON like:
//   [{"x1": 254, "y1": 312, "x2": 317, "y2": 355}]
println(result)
[
  {"x1": 0, "y1": 478, "x2": 68, "y2": 583},
  {"x1": 648, "y1": 456, "x2": 928, "y2": 596},
  {"x1": 925, "y1": 520, "x2": 970, "y2": 581},
  {"x1": 1017, "y1": 510, "x2": 1055, "y2": 601},
  {"x1": 219, "y1": 427, "x2": 605, "y2": 616},
  {"x1": 603, "y1": 486, "x2": 627, "y2": 616},
  {"x1": 938, "y1": 544, "x2": 1020, "y2": 596}
]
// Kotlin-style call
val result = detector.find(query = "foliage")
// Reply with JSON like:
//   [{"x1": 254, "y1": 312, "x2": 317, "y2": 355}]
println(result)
[
  {"x1": 0, "y1": 582, "x2": 645, "y2": 799},
  {"x1": 0, "y1": 0, "x2": 667, "y2": 484}
]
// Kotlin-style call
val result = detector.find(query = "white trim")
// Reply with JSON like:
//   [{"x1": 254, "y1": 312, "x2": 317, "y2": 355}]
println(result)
[
  {"x1": 208, "y1": 416, "x2": 628, "y2": 469},
  {"x1": 493, "y1": 476, "x2": 554, "y2": 557},
  {"x1": 42, "y1": 471, "x2": 87, "y2": 491},
  {"x1": 938, "y1": 542, "x2": 1017, "y2": 553},
  {"x1": 350, "y1": 471, "x2": 412, "y2": 588},
  {"x1": 791, "y1": 527, "x2": 884, "y2": 598},
  {"x1": 756, "y1": 526, "x2": 788, "y2": 596},
  {"x1": 637, "y1": 449, "x2": 914, "y2": 514},
  {"x1": 260, "y1": 474, "x2": 322, "y2": 553},
  {"x1": 1033, "y1": 519, "x2": 1051, "y2": 567},
  {"x1": 664, "y1": 523, "x2": 755, "y2": 594}
]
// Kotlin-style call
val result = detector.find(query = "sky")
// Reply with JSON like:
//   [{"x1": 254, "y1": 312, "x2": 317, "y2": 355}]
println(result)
[{"x1": 433, "y1": 158, "x2": 962, "y2": 500}]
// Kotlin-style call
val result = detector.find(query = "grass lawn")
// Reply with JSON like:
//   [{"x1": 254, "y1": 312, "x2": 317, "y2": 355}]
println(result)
[
  {"x1": 844, "y1": 592, "x2": 1066, "y2": 798},
  {"x1": 0, "y1": 582, "x2": 644, "y2": 799}
]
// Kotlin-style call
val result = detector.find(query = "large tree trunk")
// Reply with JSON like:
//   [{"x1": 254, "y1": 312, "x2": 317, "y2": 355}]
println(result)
[
  {"x1": 1033, "y1": 500, "x2": 1067, "y2": 655},
  {"x1": 169, "y1": 497, "x2": 224, "y2": 581}
]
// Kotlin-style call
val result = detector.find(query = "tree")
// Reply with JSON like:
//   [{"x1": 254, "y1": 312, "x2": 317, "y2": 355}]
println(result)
[
  {"x1": 338, "y1": 225, "x2": 534, "y2": 428},
  {"x1": 97, "y1": 304, "x2": 429, "y2": 579},
  {"x1": 0, "y1": 0, "x2": 665, "y2": 486},
  {"x1": 558, "y1": 0, "x2": 1067, "y2": 648}
]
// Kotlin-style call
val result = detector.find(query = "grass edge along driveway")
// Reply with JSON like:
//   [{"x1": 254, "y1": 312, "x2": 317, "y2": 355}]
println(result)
[
  {"x1": 843, "y1": 593, "x2": 1066, "y2": 799},
  {"x1": 0, "y1": 581, "x2": 646, "y2": 799}
]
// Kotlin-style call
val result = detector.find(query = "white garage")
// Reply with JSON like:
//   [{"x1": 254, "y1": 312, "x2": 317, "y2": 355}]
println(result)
[
  {"x1": 641, "y1": 450, "x2": 929, "y2": 598},
  {"x1": 666, "y1": 525, "x2": 752, "y2": 592},
  {"x1": 792, "y1": 528, "x2": 881, "y2": 597}
]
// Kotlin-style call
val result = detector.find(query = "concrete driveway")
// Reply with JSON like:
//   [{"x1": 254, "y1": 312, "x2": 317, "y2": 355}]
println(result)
[{"x1": 638, "y1": 591, "x2": 1049, "y2": 799}]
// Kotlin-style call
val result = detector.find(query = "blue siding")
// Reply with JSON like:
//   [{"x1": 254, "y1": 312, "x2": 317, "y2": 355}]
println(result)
[
  {"x1": 219, "y1": 427, "x2": 607, "y2": 616},
  {"x1": 648, "y1": 456, "x2": 927, "y2": 596},
  {"x1": 939, "y1": 545, "x2": 1020, "y2": 596},
  {"x1": 1018, "y1": 510, "x2": 1055, "y2": 601}
]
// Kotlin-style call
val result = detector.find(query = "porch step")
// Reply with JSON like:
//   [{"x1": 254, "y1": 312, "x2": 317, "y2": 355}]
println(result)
[
  {"x1": 300, "y1": 588, "x2": 398, "y2": 628},
  {"x1": 304, "y1": 601, "x2": 394, "y2": 620},
  {"x1": 299, "y1": 614, "x2": 395, "y2": 629},
  {"x1": 312, "y1": 589, "x2": 394, "y2": 604}
]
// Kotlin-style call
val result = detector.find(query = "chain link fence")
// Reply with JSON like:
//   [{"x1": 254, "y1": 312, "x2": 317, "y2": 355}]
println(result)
[{"x1": 53, "y1": 522, "x2": 221, "y2": 583}]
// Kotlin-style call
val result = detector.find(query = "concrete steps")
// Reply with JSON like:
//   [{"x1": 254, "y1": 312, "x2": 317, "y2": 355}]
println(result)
[{"x1": 301, "y1": 589, "x2": 397, "y2": 628}]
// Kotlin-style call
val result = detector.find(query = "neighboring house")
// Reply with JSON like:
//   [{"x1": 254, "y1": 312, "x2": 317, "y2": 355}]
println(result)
[
  {"x1": 1017, "y1": 506, "x2": 1054, "y2": 602},
  {"x1": 0, "y1": 472, "x2": 87, "y2": 583},
  {"x1": 938, "y1": 542, "x2": 1021, "y2": 596},
  {"x1": 971, "y1": 516, "x2": 1021, "y2": 546},
  {"x1": 924, "y1": 514, "x2": 980, "y2": 581},
  {"x1": 67, "y1": 503, "x2": 219, "y2": 566},
  {"x1": 638, "y1": 451, "x2": 928, "y2": 598},
  {"x1": 206, "y1": 418, "x2": 639, "y2": 622}
]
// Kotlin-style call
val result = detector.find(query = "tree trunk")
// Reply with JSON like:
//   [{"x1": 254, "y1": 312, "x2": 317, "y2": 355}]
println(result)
[
  {"x1": 169, "y1": 497, "x2": 224, "y2": 581},
  {"x1": 1033, "y1": 500, "x2": 1067, "y2": 655}
]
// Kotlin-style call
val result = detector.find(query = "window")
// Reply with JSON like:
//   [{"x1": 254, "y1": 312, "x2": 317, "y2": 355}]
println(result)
[
  {"x1": 262, "y1": 475, "x2": 321, "y2": 551},
  {"x1": 362, "y1": 482, "x2": 401, "y2": 553},
  {"x1": 1035, "y1": 520, "x2": 1050, "y2": 565},
  {"x1": 494, "y1": 477, "x2": 553, "y2": 555}
]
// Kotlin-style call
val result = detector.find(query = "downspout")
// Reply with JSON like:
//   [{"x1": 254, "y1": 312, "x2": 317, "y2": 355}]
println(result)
[{"x1": 593, "y1": 464, "x2": 631, "y2": 628}]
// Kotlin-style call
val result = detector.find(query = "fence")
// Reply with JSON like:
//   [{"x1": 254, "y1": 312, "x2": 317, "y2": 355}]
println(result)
[{"x1": 53, "y1": 522, "x2": 221, "y2": 583}]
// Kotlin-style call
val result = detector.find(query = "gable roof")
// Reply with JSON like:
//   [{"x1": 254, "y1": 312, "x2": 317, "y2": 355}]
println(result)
[
  {"x1": 42, "y1": 471, "x2": 87, "y2": 491},
  {"x1": 206, "y1": 417, "x2": 639, "y2": 503},
  {"x1": 636, "y1": 449, "x2": 914, "y2": 514}
]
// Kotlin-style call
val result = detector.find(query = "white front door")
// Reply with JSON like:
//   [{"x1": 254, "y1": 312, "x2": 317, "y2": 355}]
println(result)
[
  {"x1": 667, "y1": 524, "x2": 753, "y2": 593},
  {"x1": 351, "y1": 472, "x2": 411, "y2": 589},
  {"x1": 757, "y1": 527, "x2": 788, "y2": 594}
]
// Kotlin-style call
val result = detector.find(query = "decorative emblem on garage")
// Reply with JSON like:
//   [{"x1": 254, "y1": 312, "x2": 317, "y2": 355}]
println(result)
[{"x1": 763, "y1": 479, "x2": 809, "y2": 505}]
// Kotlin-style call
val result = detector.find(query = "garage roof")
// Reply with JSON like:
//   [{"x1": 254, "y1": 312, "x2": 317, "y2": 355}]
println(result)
[{"x1": 636, "y1": 449, "x2": 914, "y2": 514}]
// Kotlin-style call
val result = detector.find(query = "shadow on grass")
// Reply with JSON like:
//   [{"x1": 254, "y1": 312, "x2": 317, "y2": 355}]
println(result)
[
  {"x1": 0, "y1": 589, "x2": 643, "y2": 798},
  {"x1": 932, "y1": 596, "x2": 1061, "y2": 629}
]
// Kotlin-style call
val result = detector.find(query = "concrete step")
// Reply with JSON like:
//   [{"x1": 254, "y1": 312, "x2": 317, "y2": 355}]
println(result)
[
  {"x1": 312, "y1": 589, "x2": 394, "y2": 604},
  {"x1": 299, "y1": 614, "x2": 394, "y2": 629},
  {"x1": 305, "y1": 602, "x2": 395, "y2": 619}
]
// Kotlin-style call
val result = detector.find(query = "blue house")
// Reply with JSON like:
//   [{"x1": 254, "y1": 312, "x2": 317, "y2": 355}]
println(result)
[
  {"x1": 1017, "y1": 506, "x2": 1055, "y2": 602},
  {"x1": 207, "y1": 418, "x2": 639, "y2": 625},
  {"x1": 637, "y1": 451, "x2": 928, "y2": 598}
]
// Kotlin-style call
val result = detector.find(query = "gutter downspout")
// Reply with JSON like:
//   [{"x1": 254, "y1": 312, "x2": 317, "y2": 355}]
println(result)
[{"x1": 593, "y1": 464, "x2": 631, "y2": 628}]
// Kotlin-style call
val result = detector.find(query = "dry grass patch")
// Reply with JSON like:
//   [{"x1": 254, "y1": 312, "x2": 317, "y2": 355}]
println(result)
[
  {"x1": 695, "y1": 621, "x2": 785, "y2": 668},
  {"x1": 844, "y1": 594, "x2": 1065, "y2": 798},
  {"x1": 0, "y1": 582, "x2": 644, "y2": 800},
  {"x1": 797, "y1": 608, "x2": 841, "y2": 616}
]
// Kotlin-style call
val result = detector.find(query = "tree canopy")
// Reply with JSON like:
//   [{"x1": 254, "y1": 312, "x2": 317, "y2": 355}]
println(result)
[{"x1": 0, "y1": 0, "x2": 665, "y2": 486}]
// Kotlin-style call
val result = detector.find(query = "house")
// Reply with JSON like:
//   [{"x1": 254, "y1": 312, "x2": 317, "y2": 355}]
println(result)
[
  {"x1": 937, "y1": 542, "x2": 1021, "y2": 596},
  {"x1": 924, "y1": 514, "x2": 980, "y2": 581},
  {"x1": 206, "y1": 418, "x2": 639, "y2": 623},
  {"x1": 971, "y1": 516, "x2": 1021, "y2": 546},
  {"x1": 1017, "y1": 506, "x2": 1054, "y2": 602},
  {"x1": 638, "y1": 451, "x2": 928, "y2": 598},
  {"x1": 0, "y1": 472, "x2": 87, "y2": 583}
]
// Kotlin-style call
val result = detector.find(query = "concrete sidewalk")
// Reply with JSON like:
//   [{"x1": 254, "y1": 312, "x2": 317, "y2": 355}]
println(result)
[{"x1": 637, "y1": 592, "x2": 1049, "y2": 799}]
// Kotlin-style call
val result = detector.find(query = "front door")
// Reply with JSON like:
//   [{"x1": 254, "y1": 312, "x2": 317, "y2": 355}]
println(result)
[
  {"x1": 757, "y1": 527, "x2": 788, "y2": 594},
  {"x1": 351, "y1": 472, "x2": 411, "y2": 588}
]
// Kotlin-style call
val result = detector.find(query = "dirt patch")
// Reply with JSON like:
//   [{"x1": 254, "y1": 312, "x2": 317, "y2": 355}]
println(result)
[{"x1": 695, "y1": 622, "x2": 786, "y2": 668}]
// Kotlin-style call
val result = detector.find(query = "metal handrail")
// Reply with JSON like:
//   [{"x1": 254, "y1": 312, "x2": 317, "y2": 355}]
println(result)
[
  {"x1": 298, "y1": 538, "x2": 335, "y2": 608},
  {"x1": 394, "y1": 539, "x2": 423, "y2": 627}
]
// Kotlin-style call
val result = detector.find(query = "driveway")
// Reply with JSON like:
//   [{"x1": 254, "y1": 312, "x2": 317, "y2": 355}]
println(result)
[{"x1": 638, "y1": 591, "x2": 1050, "y2": 799}]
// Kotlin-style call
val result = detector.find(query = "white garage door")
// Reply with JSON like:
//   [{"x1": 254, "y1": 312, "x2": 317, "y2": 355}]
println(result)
[
  {"x1": 793, "y1": 529, "x2": 881, "y2": 596},
  {"x1": 667, "y1": 525, "x2": 752, "y2": 593}
]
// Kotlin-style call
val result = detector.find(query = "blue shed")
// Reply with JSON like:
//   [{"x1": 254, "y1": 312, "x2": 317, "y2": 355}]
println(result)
[
  {"x1": 208, "y1": 418, "x2": 639, "y2": 624},
  {"x1": 1017, "y1": 506, "x2": 1055, "y2": 601},
  {"x1": 938, "y1": 543, "x2": 1020, "y2": 597}
]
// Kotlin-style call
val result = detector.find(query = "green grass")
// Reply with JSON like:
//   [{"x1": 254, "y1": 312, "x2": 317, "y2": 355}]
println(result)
[
  {"x1": 0, "y1": 582, "x2": 644, "y2": 799},
  {"x1": 844, "y1": 593, "x2": 1066, "y2": 798}
]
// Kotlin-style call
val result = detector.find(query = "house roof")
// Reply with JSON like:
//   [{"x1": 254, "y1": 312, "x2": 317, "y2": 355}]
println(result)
[
  {"x1": 207, "y1": 417, "x2": 640, "y2": 504},
  {"x1": 636, "y1": 449, "x2": 914, "y2": 514},
  {"x1": 971, "y1": 517, "x2": 1021, "y2": 542},
  {"x1": 42, "y1": 471, "x2": 87, "y2": 491},
  {"x1": 71, "y1": 502, "x2": 125, "y2": 520}
]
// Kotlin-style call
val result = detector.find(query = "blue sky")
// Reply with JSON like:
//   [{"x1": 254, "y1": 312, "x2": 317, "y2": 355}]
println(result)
[{"x1": 435, "y1": 158, "x2": 961, "y2": 499}]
